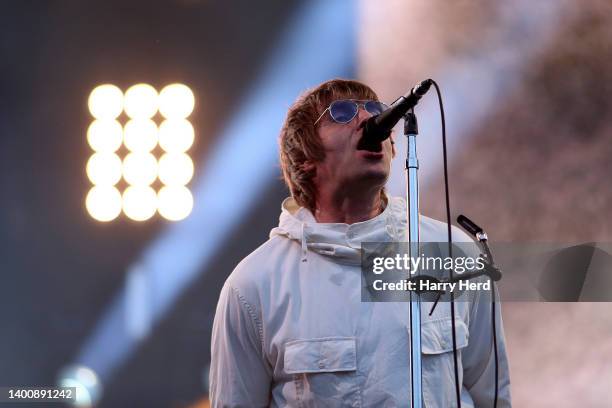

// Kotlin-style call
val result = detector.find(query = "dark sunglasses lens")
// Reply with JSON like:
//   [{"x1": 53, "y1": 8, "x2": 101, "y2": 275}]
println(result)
[
  {"x1": 329, "y1": 100, "x2": 358, "y2": 123},
  {"x1": 365, "y1": 101, "x2": 388, "y2": 115}
]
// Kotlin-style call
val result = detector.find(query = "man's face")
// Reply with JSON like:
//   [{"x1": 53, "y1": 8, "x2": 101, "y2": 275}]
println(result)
[{"x1": 313, "y1": 99, "x2": 395, "y2": 193}]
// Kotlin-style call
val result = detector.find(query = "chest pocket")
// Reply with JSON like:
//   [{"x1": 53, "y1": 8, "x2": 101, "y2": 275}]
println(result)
[
  {"x1": 420, "y1": 318, "x2": 469, "y2": 408},
  {"x1": 284, "y1": 337, "x2": 361, "y2": 407}
]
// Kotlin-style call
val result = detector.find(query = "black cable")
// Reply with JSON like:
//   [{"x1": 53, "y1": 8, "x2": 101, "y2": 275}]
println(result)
[
  {"x1": 431, "y1": 80, "x2": 462, "y2": 408},
  {"x1": 492, "y1": 284, "x2": 499, "y2": 408}
]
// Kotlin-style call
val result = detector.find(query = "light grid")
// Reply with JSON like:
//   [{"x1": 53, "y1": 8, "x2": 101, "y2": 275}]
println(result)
[{"x1": 85, "y1": 83, "x2": 195, "y2": 222}]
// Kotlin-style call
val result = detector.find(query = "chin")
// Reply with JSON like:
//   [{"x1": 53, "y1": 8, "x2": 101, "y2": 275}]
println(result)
[{"x1": 355, "y1": 168, "x2": 389, "y2": 186}]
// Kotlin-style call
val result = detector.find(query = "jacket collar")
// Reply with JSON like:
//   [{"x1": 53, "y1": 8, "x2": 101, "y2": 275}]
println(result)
[{"x1": 270, "y1": 197, "x2": 405, "y2": 265}]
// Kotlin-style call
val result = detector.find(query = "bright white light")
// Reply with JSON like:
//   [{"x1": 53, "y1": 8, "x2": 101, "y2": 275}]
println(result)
[
  {"x1": 58, "y1": 365, "x2": 102, "y2": 407},
  {"x1": 122, "y1": 186, "x2": 157, "y2": 221},
  {"x1": 123, "y1": 119, "x2": 158, "y2": 152},
  {"x1": 158, "y1": 119, "x2": 194, "y2": 153},
  {"x1": 124, "y1": 84, "x2": 158, "y2": 119},
  {"x1": 59, "y1": 378, "x2": 91, "y2": 406},
  {"x1": 122, "y1": 153, "x2": 158, "y2": 186},
  {"x1": 157, "y1": 185, "x2": 193, "y2": 221},
  {"x1": 87, "y1": 119, "x2": 123, "y2": 153},
  {"x1": 159, "y1": 84, "x2": 194, "y2": 119},
  {"x1": 86, "y1": 186, "x2": 122, "y2": 222},
  {"x1": 86, "y1": 153, "x2": 122, "y2": 185},
  {"x1": 158, "y1": 153, "x2": 194, "y2": 185},
  {"x1": 88, "y1": 84, "x2": 123, "y2": 120}
]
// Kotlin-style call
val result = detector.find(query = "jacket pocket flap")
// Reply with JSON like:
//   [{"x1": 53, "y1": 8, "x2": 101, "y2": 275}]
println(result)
[
  {"x1": 284, "y1": 337, "x2": 357, "y2": 374},
  {"x1": 420, "y1": 318, "x2": 469, "y2": 354}
]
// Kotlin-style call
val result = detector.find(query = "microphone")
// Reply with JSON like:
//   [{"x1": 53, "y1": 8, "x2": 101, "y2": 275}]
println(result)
[
  {"x1": 456, "y1": 214, "x2": 502, "y2": 281},
  {"x1": 457, "y1": 214, "x2": 484, "y2": 237},
  {"x1": 358, "y1": 79, "x2": 433, "y2": 148}
]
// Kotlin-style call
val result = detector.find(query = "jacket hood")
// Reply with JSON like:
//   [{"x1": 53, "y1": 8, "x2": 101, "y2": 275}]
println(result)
[{"x1": 269, "y1": 197, "x2": 407, "y2": 265}]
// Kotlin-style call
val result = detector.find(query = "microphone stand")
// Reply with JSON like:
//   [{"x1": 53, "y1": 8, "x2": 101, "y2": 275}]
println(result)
[{"x1": 404, "y1": 110, "x2": 423, "y2": 408}]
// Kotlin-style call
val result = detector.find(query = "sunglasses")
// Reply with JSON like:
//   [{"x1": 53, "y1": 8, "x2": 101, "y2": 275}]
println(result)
[{"x1": 314, "y1": 99, "x2": 389, "y2": 126}]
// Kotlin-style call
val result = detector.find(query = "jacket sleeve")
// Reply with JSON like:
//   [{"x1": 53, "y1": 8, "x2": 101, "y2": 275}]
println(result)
[
  {"x1": 462, "y1": 282, "x2": 512, "y2": 407},
  {"x1": 209, "y1": 281, "x2": 272, "y2": 407}
]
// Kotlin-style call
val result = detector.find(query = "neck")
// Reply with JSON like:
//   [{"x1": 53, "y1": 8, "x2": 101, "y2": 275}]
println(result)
[{"x1": 314, "y1": 183, "x2": 385, "y2": 224}]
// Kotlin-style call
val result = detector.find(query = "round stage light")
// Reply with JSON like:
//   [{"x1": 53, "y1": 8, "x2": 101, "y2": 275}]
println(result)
[
  {"x1": 87, "y1": 119, "x2": 123, "y2": 153},
  {"x1": 158, "y1": 119, "x2": 194, "y2": 153},
  {"x1": 159, "y1": 84, "x2": 194, "y2": 119},
  {"x1": 158, "y1": 153, "x2": 194, "y2": 186},
  {"x1": 124, "y1": 83, "x2": 158, "y2": 119},
  {"x1": 122, "y1": 152, "x2": 158, "y2": 186},
  {"x1": 86, "y1": 186, "x2": 122, "y2": 222},
  {"x1": 88, "y1": 84, "x2": 123, "y2": 120},
  {"x1": 86, "y1": 152, "x2": 122, "y2": 185},
  {"x1": 122, "y1": 185, "x2": 157, "y2": 221},
  {"x1": 57, "y1": 365, "x2": 102, "y2": 407},
  {"x1": 123, "y1": 119, "x2": 158, "y2": 152},
  {"x1": 157, "y1": 185, "x2": 193, "y2": 221}
]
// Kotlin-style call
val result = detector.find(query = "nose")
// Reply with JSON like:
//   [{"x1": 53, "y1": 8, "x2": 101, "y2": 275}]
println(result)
[{"x1": 355, "y1": 104, "x2": 374, "y2": 127}]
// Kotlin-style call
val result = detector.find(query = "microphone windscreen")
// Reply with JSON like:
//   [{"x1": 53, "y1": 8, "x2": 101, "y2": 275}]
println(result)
[{"x1": 457, "y1": 214, "x2": 483, "y2": 236}]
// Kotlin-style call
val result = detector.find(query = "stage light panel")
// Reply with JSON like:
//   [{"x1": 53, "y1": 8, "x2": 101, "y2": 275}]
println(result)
[{"x1": 86, "y1": 83, "x2": 194, "y2": 222}]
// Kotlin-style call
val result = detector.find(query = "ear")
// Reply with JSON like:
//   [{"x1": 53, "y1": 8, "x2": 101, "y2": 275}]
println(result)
[{"x1": 390, "y1": 134, "x2": 396, "y2": 158}]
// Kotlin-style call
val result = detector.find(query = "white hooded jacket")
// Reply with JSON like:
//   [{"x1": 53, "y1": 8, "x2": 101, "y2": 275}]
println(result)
[{"x1": 210, "y1": 196, "x2": 511, "y2": 407}]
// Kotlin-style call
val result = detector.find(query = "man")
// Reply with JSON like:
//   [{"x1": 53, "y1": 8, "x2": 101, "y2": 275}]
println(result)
[{"x1": 210, "y1": 79, "x2": 511, "y2": 407}]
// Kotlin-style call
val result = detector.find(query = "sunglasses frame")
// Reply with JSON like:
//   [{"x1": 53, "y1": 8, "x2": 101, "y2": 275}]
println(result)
[{"x1": 314, "y1": 99, "x2": 388, "y2": 126}]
